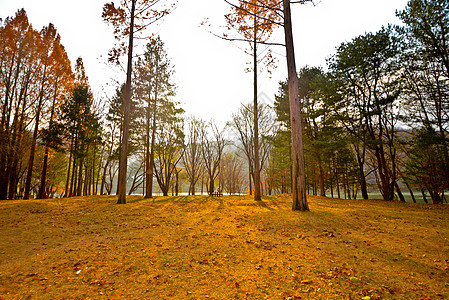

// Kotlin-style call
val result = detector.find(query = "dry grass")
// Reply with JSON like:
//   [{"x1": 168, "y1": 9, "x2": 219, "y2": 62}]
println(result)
[{"x1": 0, "y1": 194, "x2": 448, "y2": 299}]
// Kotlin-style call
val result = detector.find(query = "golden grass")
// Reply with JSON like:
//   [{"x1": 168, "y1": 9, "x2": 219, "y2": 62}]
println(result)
[{"x1": 0, "y1": 194, "x2": 448, "y2": 299}]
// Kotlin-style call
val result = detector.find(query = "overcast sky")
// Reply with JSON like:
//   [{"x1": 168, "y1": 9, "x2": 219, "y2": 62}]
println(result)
[{"x1": 0, "y1": 0, "x2": 409, "y2": 123}]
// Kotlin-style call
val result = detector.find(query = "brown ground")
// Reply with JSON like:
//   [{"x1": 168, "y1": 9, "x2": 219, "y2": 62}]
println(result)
[{"x1": 0, "y1": 194, "x2": 448, "y2": 299}]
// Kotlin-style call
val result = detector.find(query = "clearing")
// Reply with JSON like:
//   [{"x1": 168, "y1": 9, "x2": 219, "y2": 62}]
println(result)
[{"x1": 0, "y1": 194, "x2": 448, "y2": 299}]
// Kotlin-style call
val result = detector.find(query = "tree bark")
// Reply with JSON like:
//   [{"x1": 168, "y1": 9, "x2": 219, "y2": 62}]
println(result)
[
  {"x1": 283, "y1": 0, "x2": 308, "y2": 211},
  {"x1": 253, "y1": 14, "x2": 262, "y2": 201},
  {"x1": 117, "y1": 0, "x2": 136, "y2": 204},
  {"x1": 24, "y1": 95, "x2": 44, "y2": 199}
]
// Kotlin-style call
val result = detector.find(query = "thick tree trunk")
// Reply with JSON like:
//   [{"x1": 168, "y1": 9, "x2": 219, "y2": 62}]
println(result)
[
  {"x1": 283, "y1": 0, "x2": 308, "y2": 211},
  {"x1": 117, "y1": 0, "x2": 136, "y2": 204}
]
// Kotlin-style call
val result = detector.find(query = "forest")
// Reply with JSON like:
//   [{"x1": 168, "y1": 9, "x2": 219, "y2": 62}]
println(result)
[{"x1": 0, "y1": 0, "x2": 448, "y2": 206}]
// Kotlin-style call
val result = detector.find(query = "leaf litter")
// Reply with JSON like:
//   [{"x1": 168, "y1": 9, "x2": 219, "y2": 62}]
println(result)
[{"x1": 0, "y1": 194, "x2": 448, "y2": 299}]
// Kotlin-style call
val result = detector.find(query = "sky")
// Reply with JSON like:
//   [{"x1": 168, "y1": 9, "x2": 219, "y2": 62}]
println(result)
[{"x1": 0, "y1": 0, "x2": 410, "y2": 123}]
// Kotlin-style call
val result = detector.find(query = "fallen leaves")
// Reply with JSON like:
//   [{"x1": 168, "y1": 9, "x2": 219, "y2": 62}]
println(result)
[{"x1": 0, "y1": 195, "x2": 448, "y2": 299}]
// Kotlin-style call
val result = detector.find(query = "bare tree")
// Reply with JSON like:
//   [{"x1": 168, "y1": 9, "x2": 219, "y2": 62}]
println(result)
[
  {"x1": 200, "y1": 121, "x2": 227, "y2": 195},
  {"x1": 182, "y1": 117, "x2": 205, "y2": 195},
  {"x1": 230, "y1": 102, "x2": 275, "y2": 196},
  {"x1": 219, "y1": 152, "x2": 244, "y2": 195}
]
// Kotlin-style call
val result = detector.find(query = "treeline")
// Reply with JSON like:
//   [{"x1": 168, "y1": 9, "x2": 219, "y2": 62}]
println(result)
[
  {"x1": 0, "y1": 9, "x2": 103, "y2": 200},
  {"x1": 1, "y1": 0, "x2": 447, "y2": 204}
]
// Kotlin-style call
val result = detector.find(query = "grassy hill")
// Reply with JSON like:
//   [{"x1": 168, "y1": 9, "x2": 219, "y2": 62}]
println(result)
[{"x1": 0, "y1": 195, "x2": 447, "y2": 299}]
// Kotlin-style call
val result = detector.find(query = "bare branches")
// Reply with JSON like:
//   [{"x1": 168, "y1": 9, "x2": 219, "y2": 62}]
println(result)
[{"x1": 211, "y1": 30, "x2": 285, "y2": 47}]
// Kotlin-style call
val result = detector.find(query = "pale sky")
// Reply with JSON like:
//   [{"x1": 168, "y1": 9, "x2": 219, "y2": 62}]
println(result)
[{"x1": 0, "y1": 0, "x2": 409, "y2": 123}]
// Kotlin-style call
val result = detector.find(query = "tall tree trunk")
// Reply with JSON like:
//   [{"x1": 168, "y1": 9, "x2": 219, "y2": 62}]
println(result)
[
  {"x1": 253, "y1": 15, "x2": 261, "y2": 201},
  {"x1": 147, "y1": 61, "x2": 159, "y2": 199},
  {"x1": 248, "y1": 164, "x2": 252, "y2": 195},
  {"x1": 65, "y1": 138, "x2": 73, "y2": 197},
  {"x1": 38, "y1": 81, "x2": 59, "y2": 199},
  {"x1": 117, "y1": 0, "x2": 136, "y2": 204},
  {"x1": 77, "y1": 156, "x2": 84, "y2": 196},
  {"x1": 318, "y1": 155, "x2": 325, "y2": 197},
  {"x1": 24, "y1": 96, "x2": 44, "y2": 199},
  {"x1": 283, "y1": 0, "x2": 308, "y2": 211},
  {"x1": 145, "y1": 96, "x2": 151, "y2": 198},
  {"x1": 70, "y1": 156, "x2": 77, "y2": 197}
]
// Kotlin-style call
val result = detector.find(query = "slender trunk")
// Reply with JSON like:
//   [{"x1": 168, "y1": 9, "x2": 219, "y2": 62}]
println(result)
[
  {"x1": 283, "y1": 0, "x2": 308, "y2": 211},
  {"x1": 38, "y1": 80, "x2": 59, "y2": 199},
  {"x1": 248, "y1": 164, "x2": 252, "y2": 195},
  {"x1": 253, "y1": 15, "x2": 261, "y2": 201},
  {"x1": 421, "y1": 188, "x2": 428, "y2": 204},
  {"x1": 117, "y1": 0, "x2": 136, "y2": 204},
  {"x1": 92, "y1": 146, "x2": 96, "y2": 195},
  {"x1": 209, "y1": 175, "x2": 214, "y2": 195},
  {"x1": 394, "y1": 181, "x2": 406, "y2": 202},
  {"x1": 38, "y1": 147, "x2": 50, "y2": 199},
  {"x1": 100, "y1": 159, "x2": 109, "y2": 195},
  {"x1": 77, "y1": 156, "x2": 84, "y2": 196},
  {"x1": 145, "y1": 96, "x2": 151, "y2": 198},
  {"x1": 404, "y1": 180, "x2": 416, "y2": 203},
  {"x1": 318, "y1": 155, "x2": 325, "y2": 197},
  {"x1": 175, "y1": 171, "x2": 179, "y2": 196},
  {"x1": 147, "y1": 61, "x2": 159, "y2": 199},
  {"x1": 70, "y1": 156, "x2": 77, "y2": 197},
  {"x1": 65, "y1": 138, "x2": 73, "y2": 197},
  {"x1": 24, "y1": 97, "x2": 43, "y2": 199},
  {"x1": 330, "y1": 176, "x2": 334, "y2": 198}
]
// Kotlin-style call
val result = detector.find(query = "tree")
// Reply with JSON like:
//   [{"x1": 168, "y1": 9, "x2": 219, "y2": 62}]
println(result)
[
  {"x1": 37, "y1": 33, "x2": 73, "y2": 199},
  {"x1": 283, "y1": 0, "x2": 310, "y2": 211},
  {"x1": 59, "y1": 61, "x2": 101, "y2": 198},
  {"x1": 398, "y1": 0, "x2": 449, "y2": 192},
  {"x1": 22, "y1": 24, "x2": 66, "y2": 199},
  {"x1": 405, "y1": 126, "x2": 448, "y2": 204},
  {"x1": 398, "y1": 0, "x2": 449, "y2": 79},
  {"x1": 223, "y1": 0, "x2": 281, "y2": 201},
  {"x1": 182, "y1": 117, "x2": 205, "y2": 195},
  {"x1": 329, "y1": 27, "x2": 402, "y2": 201},
  {"x1": 219, "y1": 152, "x2": 244, "y2": 195},
  {"x1": 134, "y1": 36, "x2": 176, "y2": 198},
  {"x1": 0, "y1": 9, "x2": 36, "y2": 200},
  {"x1": 153, "y1": 114, "x2": 185, "y2": 196},
  {"x1": 102, "y1": 0, "x2": 174, "y2": 204},
  {"x1": 200, "y1": 122, "x2": 226, "y2": 195},
  {"x1": 230, "y1": 102, "x2": 274, "y2": 196}
]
